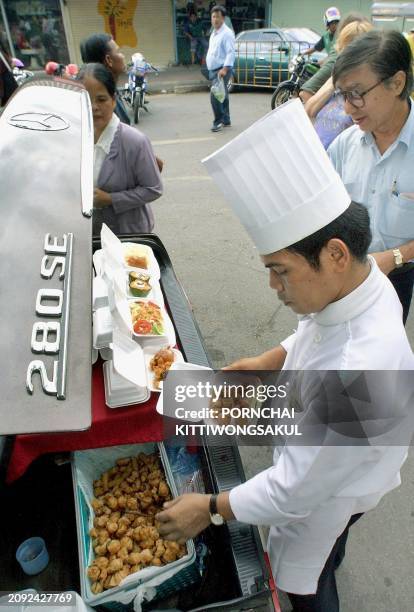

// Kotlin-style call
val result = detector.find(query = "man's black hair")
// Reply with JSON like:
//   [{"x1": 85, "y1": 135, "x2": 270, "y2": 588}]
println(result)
[
  {"x1": 333, "y1": 30, "x2": 413, "y2": 100},
  {"x1": 80, "y1": 33, "x2": 112, "y2": 64},
  {"x1": 211, "y1": 5, "x2": 226, "y2": 17},
  {"x1": 286, "y1": 202, "x2": 371, "y2": 269},
  {"x1": 77, "y1": 63, "x2": 116, "y2": 98}
]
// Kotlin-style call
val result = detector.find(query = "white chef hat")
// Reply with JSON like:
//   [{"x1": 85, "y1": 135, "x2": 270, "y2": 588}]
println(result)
[{"x1": 202, "y1": 99, "x2": 350, "y2": 255}]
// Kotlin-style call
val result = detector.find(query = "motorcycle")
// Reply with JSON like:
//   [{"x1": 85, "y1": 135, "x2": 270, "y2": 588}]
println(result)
[
  {"x1": 270, "y1": 54, "x2": 320, "y2": 109},
  {"x1": 121, "y1": 53, "x2": 158, "y2": 124},
  {"x1": 12, "y1": 58, "x2": 34, "y2": 86}
]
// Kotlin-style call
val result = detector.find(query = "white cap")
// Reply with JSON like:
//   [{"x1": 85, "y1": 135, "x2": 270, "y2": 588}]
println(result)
[{"x1": 202, "y1": 99, "x2": 350, "y2": 255}]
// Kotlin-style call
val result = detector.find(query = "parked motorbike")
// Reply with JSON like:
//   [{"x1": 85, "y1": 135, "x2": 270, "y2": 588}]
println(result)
[
  {"x1": 270, "y1": 54, "x2": 320, "y2": 109},
  {"x1": 121, "y1": 53, "x2": 158, "y2": 124},
  {"x1": 12, "y1": 58, "x2": 34, "y2": 86}
]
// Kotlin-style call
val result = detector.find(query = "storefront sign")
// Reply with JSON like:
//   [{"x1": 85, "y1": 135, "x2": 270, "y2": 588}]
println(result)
[{"x1": 98, "y1": 0, "x2": 138, "y2": 47}]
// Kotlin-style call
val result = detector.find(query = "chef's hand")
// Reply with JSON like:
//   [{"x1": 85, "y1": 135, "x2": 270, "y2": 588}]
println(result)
[
  {"x1": 223, "y1": 345, "x2": 287, "y2": 371},
  {"x1": 156, "y1": 494, "x2": 211, "y2": 544},
  {"x1": 218, "y1": 67, "x2": 228, "y2": 78},
  {"x1": 94, "y1": 188, "x2": 112, "y2": 208},
  {"x1": 372, "y1": 250, "x2": 395, "y2": 276}
]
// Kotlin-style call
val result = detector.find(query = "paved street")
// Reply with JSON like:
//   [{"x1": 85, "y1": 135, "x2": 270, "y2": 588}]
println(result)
[{"x1": 138, "y1": 90, "x2": 414, "y2": 611}]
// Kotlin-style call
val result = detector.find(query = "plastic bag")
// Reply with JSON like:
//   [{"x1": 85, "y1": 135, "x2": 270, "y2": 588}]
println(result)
[
  {"x1": 313, "y1": 94, "x2": 353, "y2": 150},
  {"x1": 211, "y1": 76, "x2": 226, "y2": 103}
]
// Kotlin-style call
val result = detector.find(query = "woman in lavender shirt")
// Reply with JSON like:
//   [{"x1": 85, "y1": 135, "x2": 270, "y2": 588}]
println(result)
[{"x1": 78, "y1": 63, "x2": 162, "y2": 236}]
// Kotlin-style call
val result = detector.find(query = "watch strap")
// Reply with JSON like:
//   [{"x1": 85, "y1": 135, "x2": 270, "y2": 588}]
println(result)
[{"x1": 209, "y1": 493, "x2": 219, "y2": 515}]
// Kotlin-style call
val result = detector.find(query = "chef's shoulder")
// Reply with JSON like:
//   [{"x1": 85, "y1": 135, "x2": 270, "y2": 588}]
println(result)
[{"x1": 346, "y1": 317, "x2": 414, "y2": 370}]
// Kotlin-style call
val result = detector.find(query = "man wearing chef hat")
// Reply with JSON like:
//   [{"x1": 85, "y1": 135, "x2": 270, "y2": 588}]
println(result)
[{"x1": 156, "y1": 100, "x2": 414, "y2": 611}]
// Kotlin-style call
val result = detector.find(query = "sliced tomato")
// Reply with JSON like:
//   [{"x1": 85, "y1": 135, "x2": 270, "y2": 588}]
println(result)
[{"x1": 133, "y1": 319, "x2": 152, "y2": 335}]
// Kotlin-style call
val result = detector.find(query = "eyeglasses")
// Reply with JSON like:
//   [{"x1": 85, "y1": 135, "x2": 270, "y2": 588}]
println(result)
[{"x1": 335, "y1": 76, "x2": 390, "y2": 108}]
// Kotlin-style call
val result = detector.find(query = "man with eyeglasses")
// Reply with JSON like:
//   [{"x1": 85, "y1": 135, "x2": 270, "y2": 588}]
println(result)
[{"x1": 328, "y1": 30, "x2": 414, "y2": 324}]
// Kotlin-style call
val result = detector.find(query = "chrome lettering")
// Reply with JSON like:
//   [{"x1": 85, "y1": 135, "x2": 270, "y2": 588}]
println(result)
[
  {"x1": 44, "y1": 233, "x2": 67, "y2": 254},
  {"x1": 35, "y1": 289, "x2": 63, "y2": 317},
  {"x1": 26, "y1": 360, "x2": 58, "y2": 395},
  {"x1": 31, "y1": 322, "x2": 60, "y2": 354},
  {"x1": 40, "y1": 255, "x2": 66, "y2": 280}
]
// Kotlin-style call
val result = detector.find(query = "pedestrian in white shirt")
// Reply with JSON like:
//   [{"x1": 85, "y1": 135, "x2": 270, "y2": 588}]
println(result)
[
  {"x1": 328, "y1": 30, "x2": 414, "y2": 324},
  {"x1": 156, "y1": 101, "x2": 414, "y2": 612},
  {"x1": 206, "y1": 5, "x2": 235, "y2": 132}
]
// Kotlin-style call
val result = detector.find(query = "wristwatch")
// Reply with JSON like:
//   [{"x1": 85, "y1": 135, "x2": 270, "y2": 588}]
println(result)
[
  {"x1": 209, "y1": 494, "x2": 225, "y2": 526},
  {"x1": 392, "y1": 248, "x2": 404, "y2": 268}
]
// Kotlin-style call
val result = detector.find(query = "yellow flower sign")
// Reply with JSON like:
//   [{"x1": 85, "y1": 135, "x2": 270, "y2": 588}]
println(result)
[{"x1": 98, "y1": 0, "x2": 138, "y2": 47}]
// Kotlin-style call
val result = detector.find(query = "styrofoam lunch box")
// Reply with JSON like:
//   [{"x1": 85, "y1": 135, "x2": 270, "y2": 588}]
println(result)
[
  {"x1": 93, "y1": 275, "x2": 109, "y2": 310},
  {"x1": 103, "y1": 331, "x2": 149, "y2": 409},
  {"x1": 93, "y1": 307, "x2": 113, "y2": 349},
  {"x1": 125, "y1": 270, "x2": 164, "y2": 304},
  {"x1": 128, "y1": 298, "x2": 176, "y2": 345},
  {"x1": 72, "y1": 443, "x2": 199, "y2": 611},
  {"x1": 143, "y1": 345, "x2": 184, "y2": 393},
  {"x1": 122, "y1": 242, "x2": 160, "y2": 281}
]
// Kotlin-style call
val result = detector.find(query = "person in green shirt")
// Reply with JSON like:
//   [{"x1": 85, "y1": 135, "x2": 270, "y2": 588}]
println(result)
[
  {"x1": 304, "y1": 6, "x2": 341, "y2": 57},
  {"x1": 185, "y1": 13, "x2": 208, "y2": 64},
  {"x1": 300, "y1": 11, "x2": 368, "y2": 103}
]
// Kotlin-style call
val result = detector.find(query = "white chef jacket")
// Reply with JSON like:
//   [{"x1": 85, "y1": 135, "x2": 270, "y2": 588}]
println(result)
[{"x1": 229, "y1": 257, "x2": 414, "y2": 595}]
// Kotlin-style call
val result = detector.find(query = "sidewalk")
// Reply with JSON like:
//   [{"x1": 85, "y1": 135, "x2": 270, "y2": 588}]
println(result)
[{"x1": 146, "y1": 64, "x2": 209, "y2": 94}]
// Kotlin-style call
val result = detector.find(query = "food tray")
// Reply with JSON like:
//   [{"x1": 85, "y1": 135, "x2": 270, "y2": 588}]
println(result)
[{"x1": 72, "y1": 443, "x2": 198, "y2": 611}]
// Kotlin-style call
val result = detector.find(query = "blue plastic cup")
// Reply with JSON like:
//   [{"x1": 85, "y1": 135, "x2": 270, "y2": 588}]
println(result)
[{"x1": 16, "y1": 537, "x2": 49, "y2": 575}]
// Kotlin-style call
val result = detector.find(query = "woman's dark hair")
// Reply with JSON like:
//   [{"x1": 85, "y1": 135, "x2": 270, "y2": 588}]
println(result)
[
  {"x1": 333, "y1": 30, "x2": 413, "y2": 100},
  {"x1": 211, "y1": 5, "x2": 226, "y2": 17},
  {"x1": 77, "y1": 63, "x2": 116, "y2": 97},
  {"x1": 286, "y1": 202, "x2": 372, "y2": 269},
  {"x1": 80, "y1": 33, "x2": 112, "y2": 64}
]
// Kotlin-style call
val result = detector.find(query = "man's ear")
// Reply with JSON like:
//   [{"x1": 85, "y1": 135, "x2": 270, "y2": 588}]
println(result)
[
  {"x1": 326, "y1": 239, "x2": 349, "y2": 270},
  {"x1": 391, "y1": 70, "x2": 406, "y2": 97},
  {"x1": 104, "y1": 54, "x2": 113, "y2": 69}
]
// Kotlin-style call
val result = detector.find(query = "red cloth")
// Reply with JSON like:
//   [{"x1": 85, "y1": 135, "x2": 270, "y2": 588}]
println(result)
[{"x1": 6, "y1": 363, "x2": 164, "y2": 483}]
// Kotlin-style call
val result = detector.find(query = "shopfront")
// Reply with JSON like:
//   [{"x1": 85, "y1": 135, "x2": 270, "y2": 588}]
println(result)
[
  {"x1": 0, "y1": 0, "x2": 69, "y2": 67},
  {"x1": 175, "y1": 0, "x2": 271, "y2": 64},
  {"x1": 1, "y1": 1, "x2": 176, "y2": 71}
]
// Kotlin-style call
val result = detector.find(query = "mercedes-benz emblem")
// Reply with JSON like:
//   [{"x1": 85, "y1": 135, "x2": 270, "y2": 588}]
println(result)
[{"x1": 8, "y1": 113, "x2": 69, "y2": 131}]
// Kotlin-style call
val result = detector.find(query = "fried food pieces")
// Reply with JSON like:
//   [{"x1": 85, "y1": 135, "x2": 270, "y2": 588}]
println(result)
[
  {"x1": 149, "y1": 347, "x2": 175, "y2": 390},
  {"x1": 87, "y1": 452, "x2": 186, "y2": 593}
]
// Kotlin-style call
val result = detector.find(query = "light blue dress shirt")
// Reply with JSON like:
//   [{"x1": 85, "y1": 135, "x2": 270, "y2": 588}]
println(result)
[
  {"x1": 206, "y1": 23, "x2": 235, "y2": 71},
  {"x1": 328, "y1": 103, "x2": 414, "y2": 252}
]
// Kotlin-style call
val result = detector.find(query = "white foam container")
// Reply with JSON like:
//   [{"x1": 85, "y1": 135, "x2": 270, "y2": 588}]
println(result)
[
  {"x1": 129, "y1": 298, "x2": 176, "y2": 346},
  {"x1": 125, "y1": 270, "x2": 164, "y2": 303},
  {"x1": 122, "y1": 242, "x2": 160, "y2": 281},
  {"x1": 92, "y1": 307, "x2": 113, "y2": 349},
  {"x1": 93, "y1": 276, "x2": 109, "y2": 310},
  {"x1": 103, "y1": 330, "x2": 149, "y2": 409}
]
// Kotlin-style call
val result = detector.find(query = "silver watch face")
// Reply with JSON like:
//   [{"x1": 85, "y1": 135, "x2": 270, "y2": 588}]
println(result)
[{"x1": 211, "y1": 512, "x2": 225, "y2": 526}]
